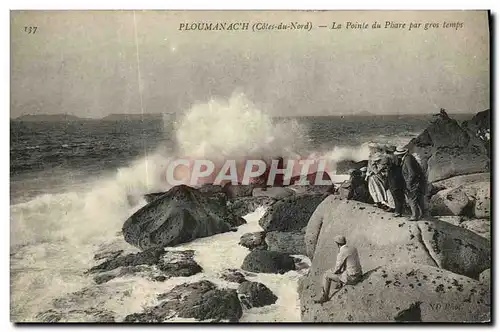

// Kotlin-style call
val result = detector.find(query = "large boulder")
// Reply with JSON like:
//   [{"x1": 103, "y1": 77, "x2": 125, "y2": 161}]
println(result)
[
  {"x1": 124, "y1": 280, "x2": 242, "y2": 322},
  {"x1": 237, "y1": 281, "x2": 277, "y2": 309},
  {"x1": 239, "y1": 232, "x2": 267, "y2": 251},
  {"x1": 227, "y1": 196, "x2": 276, "y2": 217},
  {"x1": 429, "y1": 187, "x2": 472, "y2": 216},
  {"x1": 430, "y1": 181, "x2": 490, "y2": 219},
  {"x1": 252, "y1": 187, "x2": 295, "y2": 199},
  {"x1": 241, "y1": 250, "x2": 295, "y2": 274},
  {"x1": 265, "y1": 230, "x2": 307, "y2": 255},
  {"x1": 305, "y1": 196, "x2": 490, "y2": 279},
  {"x1": 299, "y1": 263, "x2": 490, "y2": 322},
  {"x1": 405, "y1": 115, "x2": 489, "y2": 183},
  {"x1": 259, "y1": 194, "x2": 325, "y2": 232},
  {"x1": 123, "y1": 185, "x2": 243, "y2": 250}
]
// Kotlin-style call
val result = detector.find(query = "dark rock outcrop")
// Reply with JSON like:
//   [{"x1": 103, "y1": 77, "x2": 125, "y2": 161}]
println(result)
[
  {"x1": 124, "y1": 280, "x2": 242, "y2": 322},
  {"x1": 237, "y1": 281, "x2": 277, "y2": 309},
  {"x1": 241, "y1": 250, "x2": 295, "y2": 274},
  {"x1": 306, "y1": 196, "x2": 490, "y2": 279},
  {"x1": 259, "y1": 194, "x2": 325, "y2": 232},
  {"x1": 220, "y1": 269, "x2": 248, "y2": 284},
  {"x1": 144, "y1": 192, "x2": 167, "y2": 204},
  {"x1": 299, "y1": 264, "x2": 490, "y2": 322},
  {"x1": 462, "y1": 109, "x2": 490, "y2": 156},
  {"x1": 123, "y1": 185, "x2": 243, "y2": 250},
  {"x1": 239, "y1": 232, "x2": 267, "y2": 251},
  {"x1": 227, "y1": 196, "x2": 276, "y2": 217},
  {"x1": 265, "y1": 230, "x2": 307, "y2": 255},
  {"x1": 405, "y1": 114, "x2": 489, "y2": 183},
  {"x1": 87, "y1": 248, "x2": 202, "y2": 284}
]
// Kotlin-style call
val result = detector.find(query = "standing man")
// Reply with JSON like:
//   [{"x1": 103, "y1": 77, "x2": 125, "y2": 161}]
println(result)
[
  {"x1": 387, "y1": 155, "x2": 406, "y2": 217},
  {"x1": 315, "y1": 236, "x2": 363, "y2": 304},
  {"x1": 394, "y1": 147, "x2": 425, "y2": 221}
]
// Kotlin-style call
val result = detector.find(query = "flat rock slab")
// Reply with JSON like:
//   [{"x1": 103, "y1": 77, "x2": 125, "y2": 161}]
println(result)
[{"x1": 124, "y1": 280, "x2": 242, "y2": 322}]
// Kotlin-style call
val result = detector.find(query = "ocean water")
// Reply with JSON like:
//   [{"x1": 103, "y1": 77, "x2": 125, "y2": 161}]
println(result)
[{"x1": 10, "y1": 94, "x2": 474, "y2": 322}]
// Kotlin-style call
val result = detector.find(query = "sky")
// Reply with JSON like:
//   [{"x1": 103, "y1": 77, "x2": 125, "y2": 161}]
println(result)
[{"x1": 10, "y1": 10, "x2": 490, "y2": 118}]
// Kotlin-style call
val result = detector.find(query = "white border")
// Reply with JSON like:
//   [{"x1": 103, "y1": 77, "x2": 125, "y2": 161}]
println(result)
[{"x1": 4, "y1": 1, "x2": 498, "y2": 331}]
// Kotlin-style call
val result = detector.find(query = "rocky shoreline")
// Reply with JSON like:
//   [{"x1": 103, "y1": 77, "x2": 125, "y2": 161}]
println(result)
[{"x1": 35, "y1": 110, "x2": 490, "y2": 323}]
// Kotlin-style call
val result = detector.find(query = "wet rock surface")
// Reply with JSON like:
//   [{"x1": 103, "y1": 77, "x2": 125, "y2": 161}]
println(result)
[
  {"x1": 241, "y1": 250, "x2": 296, "y2": 274},
  {"x1": 220, "y1": 269, "x2": 248, "y2": 284},
  {"x1": 123, "y1": 185, "x2": 244, "y2": 250},
  {"x1": 259, "y1": 194, "x2": 325, "y2": 232},
  {"x1": 227, "y1": 196, "x2": 276, "y2": 217},
  {"x1": 237, "y1": 281, "x2": 278, "y2": 309},
  {"x1": 239, "y1": 231, "x2": 267, "y2": 251},
  {"x1": 36, "y1": 307, "x2": 115, "y2": 322},
  {"x1": 87, "y1": 248, "x2": 202, "y2": 283},
  {"x1": 265, "y1": 230, "x2": 307, "y2": 255},
  {"x1": 124, "y1": 280, "x2": 243, "y2": 322}
]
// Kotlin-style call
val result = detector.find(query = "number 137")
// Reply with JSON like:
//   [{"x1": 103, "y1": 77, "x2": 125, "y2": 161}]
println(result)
[{"x1": 24, "y1": 26, "x2": 37, "y2": 34}]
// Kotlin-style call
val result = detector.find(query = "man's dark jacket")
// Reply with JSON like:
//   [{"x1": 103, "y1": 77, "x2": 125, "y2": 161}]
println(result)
[{"x1": 401, "y1": 153, "x2": 424, "y2": 191}]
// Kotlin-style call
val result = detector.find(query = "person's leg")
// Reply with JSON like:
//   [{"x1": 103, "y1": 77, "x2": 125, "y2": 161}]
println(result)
[
  {"x1": 317, "y1": 271, "x2": 340, "y2": 303},
  {"x1": 393, "y1": 189, "x2": 404, "y2": 216},
  {"x1": 407, "y1": 190, "x2": 419, "y2": 220}
]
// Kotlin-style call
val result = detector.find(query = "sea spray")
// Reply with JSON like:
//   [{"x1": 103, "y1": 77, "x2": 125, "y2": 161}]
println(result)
[{"x1": 10, "y1": 93, "x2": 410, "y2": 322}]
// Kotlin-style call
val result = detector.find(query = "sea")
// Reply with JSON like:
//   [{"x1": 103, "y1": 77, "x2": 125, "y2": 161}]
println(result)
[{"x1": 10, "y1": 94, "x2": 475, "y2": 322}]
